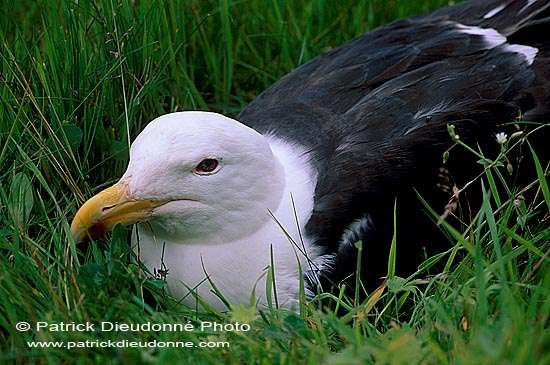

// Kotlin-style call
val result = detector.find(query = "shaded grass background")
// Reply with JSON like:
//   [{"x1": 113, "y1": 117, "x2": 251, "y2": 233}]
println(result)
[{"x1": 1, "y1": 0, "x2": 549, "y2": 364}]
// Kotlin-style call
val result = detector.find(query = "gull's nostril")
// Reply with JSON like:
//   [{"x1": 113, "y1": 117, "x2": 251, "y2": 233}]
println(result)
[{"x1": 102, "y1": 205, "x2": 116, "y2": 212}]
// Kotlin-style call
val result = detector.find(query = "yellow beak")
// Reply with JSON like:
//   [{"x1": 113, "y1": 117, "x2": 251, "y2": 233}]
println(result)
[{"x1": 70, "y1": 178, "x2": 167, "y2": 243}]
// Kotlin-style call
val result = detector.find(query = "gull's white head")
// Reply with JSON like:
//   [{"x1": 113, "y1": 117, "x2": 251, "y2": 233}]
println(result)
[{"x1": 70, "y1": 111, "x2": 285, "y2": 244}]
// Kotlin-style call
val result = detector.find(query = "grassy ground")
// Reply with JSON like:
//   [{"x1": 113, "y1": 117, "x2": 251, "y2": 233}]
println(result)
[{"x1": 1, "y1": 0, "x2": 549, "y2": 364}]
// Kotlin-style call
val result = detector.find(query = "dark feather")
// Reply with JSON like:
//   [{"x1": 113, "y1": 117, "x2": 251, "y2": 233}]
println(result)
[{"x1": 238, "y1": 0, "x2": 550, "y2": 293}]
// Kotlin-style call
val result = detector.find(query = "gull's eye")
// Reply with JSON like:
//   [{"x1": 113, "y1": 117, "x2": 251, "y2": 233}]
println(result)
[{"x1": 195, "y1": 158, "x2": 220, "y2": 175}]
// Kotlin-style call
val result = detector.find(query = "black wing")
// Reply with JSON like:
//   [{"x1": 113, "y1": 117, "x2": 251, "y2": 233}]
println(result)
[{"x1": 238, "y1": 0, "x2": 550, "y2": 291}]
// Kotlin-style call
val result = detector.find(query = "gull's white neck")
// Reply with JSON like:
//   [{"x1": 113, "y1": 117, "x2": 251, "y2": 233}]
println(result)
[{"x1": 135, "y1": 135, "x2": 322, "y2": 311}]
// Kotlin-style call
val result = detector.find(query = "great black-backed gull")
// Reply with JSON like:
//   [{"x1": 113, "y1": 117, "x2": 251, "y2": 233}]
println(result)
[{"x1": 71, "y1": 0, "x2": 550, "y2": 311}]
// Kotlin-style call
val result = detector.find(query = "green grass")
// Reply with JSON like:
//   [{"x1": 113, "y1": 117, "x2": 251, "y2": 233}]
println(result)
[{"x1": 1, "y1": 0, "x2": 549, "y2": 364}]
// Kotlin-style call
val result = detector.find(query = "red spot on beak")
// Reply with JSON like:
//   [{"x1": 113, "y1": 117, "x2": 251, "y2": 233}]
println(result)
[{"x1": 82, "y1": 221, "x2": 108, "y2": 242}]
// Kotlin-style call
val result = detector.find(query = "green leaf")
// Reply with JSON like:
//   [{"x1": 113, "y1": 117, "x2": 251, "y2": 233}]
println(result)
[
  {"x1": 94, "y1": 126, "x2": 111, "y2": 151},
  {"x1": 387, "y1": 199, "x2": 398, "y2": 279},
  {"x1": 109, "y1": 139, "x2": 129, "y2": 161},
  {"x1": 0, "y1": 229, "x2": 13, "y2": 238},
  {"x1": 61, "y1": 123, "x2": 83, "y2": 152},
  {"x1": 529, "y1": 142, "x2": 550, "y2": 213},
  {"x1": 77, "y1": 263, "x2": 104, "y2": 294},
  {"x1": 230, "y1": 304, "x2": 259, "y2": 326},
  {"x1": 386, "y1": 276, "x2": 407, "y2": 293},
  {"x1": 9, "y1": 172, "x2": 34, "y2": 225}
]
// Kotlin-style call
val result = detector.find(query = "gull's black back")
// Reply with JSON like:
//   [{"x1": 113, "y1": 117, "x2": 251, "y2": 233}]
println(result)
[{"x1": 238, "y1": 0, "x2": 550, "y2": 293}]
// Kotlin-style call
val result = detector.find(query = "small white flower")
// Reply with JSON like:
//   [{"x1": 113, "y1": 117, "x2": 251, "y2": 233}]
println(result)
[{"x1": 495, "y1": 132, "x2": 508, "y2": 144}]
